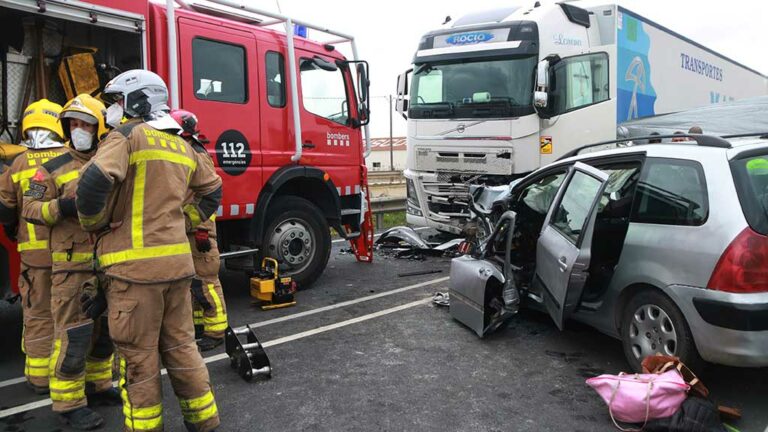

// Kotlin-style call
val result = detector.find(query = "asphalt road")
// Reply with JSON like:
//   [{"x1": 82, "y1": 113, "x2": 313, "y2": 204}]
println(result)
[{"x1": 1, "y1": 237, "x2": 767, "y2": 431}]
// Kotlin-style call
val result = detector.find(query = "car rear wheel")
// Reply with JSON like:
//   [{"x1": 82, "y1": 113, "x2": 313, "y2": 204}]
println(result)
[
  {"x1": 262, "y1": 196, "x2": 331, "y2": 289},
  {"x1": 620, "y1": 290, "x2": 703, "y2": 373}
]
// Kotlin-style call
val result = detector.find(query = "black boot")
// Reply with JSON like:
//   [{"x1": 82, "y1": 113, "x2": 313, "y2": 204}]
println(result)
[
  {"x1": 59, "y1": 407, "x2": 104, "y2": 430},
  {"x1": 197, "y1": 335, "x2": 224, "y2": 352},
  {"x1": 184, "y1": 420, "x2": 217, "y2": 432},
  {"x1": 87, "y1": 387, "x2": 122, "y2": 407},
  {"x1": 194, "y1": 324, "x2": 204, "y2": 339}
]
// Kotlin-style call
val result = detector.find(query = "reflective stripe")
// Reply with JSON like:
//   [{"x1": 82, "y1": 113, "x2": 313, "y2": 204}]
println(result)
[
  {"x1": 182, "y1": 400, "x2": 218, "y2": 424},
  {"x1": 125, "y1": 414, "x2": 163, "y2": 431},
  {"x1": 51, "y1": 389, "x2": 86, "y2": 401},
  {"x1": 41, "y1": 202, "x2": 55, "y2": 225},
  {"x1": 204, "y1": 283, "x2": 227, "y2": 333},
  {"x1": 203, "y1": 320, "x2": 228, "y2": 332},
  {"x1": 11, "y1": 168, "x2": 38, "y2": 183},
  {"x1": 54, "y1": 170, "x2": 79, "y2": 187},
  {"x1": 98, "y1": 243, "x2": 191, "y2": 267},
  {"x1": 123, "y1": 404, "x2": 163, "y2": 419},
  {"x1": 179, "y1": 391, "x2": 214, "y2": 411},
  {"x1": 131, "y1": 162, "x2": 147, "y2": 249},
  {"x1": 85, "y1": 357, "x2": 113, "y2": 382},
  {"x1": 27, "y1": 356, "x2": 50, "y2": 367},
  {"x1": 128, "y1": 149, "x2": 196, "y2": 171},
  {"x1": 52, "y1": 251, "x2": 93, "y2": 263},
  {"x1": 86, "y1": 367, "x2": 112, "y2": 382},
  {"x1": 51, "y1": 377, "x2": 83, "y2": 391},
  {"x1": 17, "y1": 239, "x2": 48, "y2": 251},
  {"x1": 184, "y1": 204, "x2": 202, "y2": 227},
  {"x1": 25, "y1": 356, "x2": 50, "y2": 377},
  {"x1": 78, "y1": 213, "x2": 101, "y2": 227}
]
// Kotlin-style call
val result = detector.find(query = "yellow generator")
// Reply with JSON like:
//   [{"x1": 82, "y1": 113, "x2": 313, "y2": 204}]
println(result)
[{"x1": 250, "y1": 258, "x2": 297, "y2": 310}]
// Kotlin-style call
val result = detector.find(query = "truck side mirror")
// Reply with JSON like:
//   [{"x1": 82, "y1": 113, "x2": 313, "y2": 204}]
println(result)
[
  {"x1": 534, "y1": 59, "x2": 550, "y2": 109},
  {"x1": 395, "y1": 69, "x2": 412, "y2": 119},
  {"x1": 356, "y1": 63, "x2": 369, "y2": 104}
]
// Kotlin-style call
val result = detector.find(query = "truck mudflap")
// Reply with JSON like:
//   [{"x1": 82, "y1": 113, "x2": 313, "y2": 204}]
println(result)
[{"x1": 349, "y1": 168, "x2": 374, "y2": 263}]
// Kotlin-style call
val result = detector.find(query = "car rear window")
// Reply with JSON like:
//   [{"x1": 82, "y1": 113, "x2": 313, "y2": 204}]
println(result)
[{"x1": 731, "y1": 153, "x2": 768, "y2": 235}]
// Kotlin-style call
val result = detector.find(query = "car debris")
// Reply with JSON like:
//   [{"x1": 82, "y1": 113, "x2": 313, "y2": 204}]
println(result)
[
  {"x1": 375, "y1": 226, "x2": 463, "y2": 259},
  {"x1": 397, "y1": 269, "x2": 443, "y2": 277}
]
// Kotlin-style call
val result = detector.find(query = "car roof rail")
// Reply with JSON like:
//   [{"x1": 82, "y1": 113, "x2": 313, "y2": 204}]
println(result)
[
  {"x1": 558, "y1": 133, "x2": 732, "y2": 160},
  {"x1": 720, "y1": 132, "x2": 768, "y2": 140}
]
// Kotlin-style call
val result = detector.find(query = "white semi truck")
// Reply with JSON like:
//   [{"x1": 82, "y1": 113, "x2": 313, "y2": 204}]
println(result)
[{"x1": 395, "y1": 1, "x2": 768, "y2": 233}]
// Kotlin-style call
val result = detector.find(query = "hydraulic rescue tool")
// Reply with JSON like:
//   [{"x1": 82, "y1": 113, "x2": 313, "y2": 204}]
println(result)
[
  {"x1": 250, "y1": 257, "x2": 297, "y2": 310},
  {"x1": 224, "y1": 325, "x2": 271, "y2": 382}
]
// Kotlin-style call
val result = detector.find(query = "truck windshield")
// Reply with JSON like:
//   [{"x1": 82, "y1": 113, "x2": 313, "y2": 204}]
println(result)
[
  {"x1": 731, "y1": 152, "x2": 768, "y2": 235},
  {"x1": 409, "y1": 56, "x2": 537, "y2": 119}
]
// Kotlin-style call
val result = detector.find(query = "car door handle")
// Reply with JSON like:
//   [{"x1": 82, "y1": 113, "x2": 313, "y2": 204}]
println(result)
[
  {"x1": 302, "y1": 141, "x2": 316, "y2": 149},
  {"x1": 558, "y1": 256, "x2": 568, "y2": 271}
]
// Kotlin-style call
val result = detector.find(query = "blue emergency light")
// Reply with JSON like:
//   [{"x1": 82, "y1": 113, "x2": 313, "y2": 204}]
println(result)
[{"x1": 294, "y1": 24, "x2": 307, "y2": 38}]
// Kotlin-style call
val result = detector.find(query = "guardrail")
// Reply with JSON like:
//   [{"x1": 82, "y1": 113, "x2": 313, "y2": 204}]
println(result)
[{"x1": 370, "y1": 197, "x2": 406, "y2": 228}]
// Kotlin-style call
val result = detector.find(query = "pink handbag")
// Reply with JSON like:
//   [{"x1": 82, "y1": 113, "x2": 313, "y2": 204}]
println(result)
[{"x1": 586, "y1": 369, "x2": 690, "y2": 431}]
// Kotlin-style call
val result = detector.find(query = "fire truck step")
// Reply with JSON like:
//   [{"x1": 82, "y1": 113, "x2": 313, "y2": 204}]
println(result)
[{"x1": 341, "y1": 209, "x2": 362, "y2": 216}]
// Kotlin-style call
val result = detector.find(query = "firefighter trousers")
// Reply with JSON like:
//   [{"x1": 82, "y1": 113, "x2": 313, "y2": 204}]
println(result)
[
  {"x1": 191, "y1": 277, "x2": 227, "y2": 340},
  {"x1": 107, "y1": 278, "x2": 220, "y2": 432},
  {"x1": 18, "y1": 264, "x2": 54, "y2": 389},
  {"x1": 49, "y1": 271, "x2": 114, "y2": 412}
]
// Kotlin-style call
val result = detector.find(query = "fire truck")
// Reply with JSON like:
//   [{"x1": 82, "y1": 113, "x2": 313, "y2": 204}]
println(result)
[{"x1": 0, "y1": 0, "x2": 375, "y2": 295}]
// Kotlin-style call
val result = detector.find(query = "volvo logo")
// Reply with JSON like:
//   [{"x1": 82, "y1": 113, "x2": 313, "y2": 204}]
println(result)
[{"x1": 456, "y1": 124, "x2": 465, "y2": 133}]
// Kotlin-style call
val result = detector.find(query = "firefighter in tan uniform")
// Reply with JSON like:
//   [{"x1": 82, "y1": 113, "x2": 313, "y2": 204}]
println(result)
[
  {"x1": 23, "y1": 94, "x2": 121, "y2": 430},
  {"x1": 170, "y1": 110, "x2": 228, "y2": 351},
  {"x1": 0, "y1": 99, "x2": 67, "y2": 394},
  {"x1": 75, "y1": 70, "x2": 223, "y2": 432}
]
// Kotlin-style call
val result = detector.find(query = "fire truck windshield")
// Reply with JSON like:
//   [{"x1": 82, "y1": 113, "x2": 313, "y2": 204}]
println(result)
[{"x1": 409, "y1": 56, "x2": 537, "y2": 119}]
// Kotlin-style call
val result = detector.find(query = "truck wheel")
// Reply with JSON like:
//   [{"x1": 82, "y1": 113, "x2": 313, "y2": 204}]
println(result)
[
  {"x1": 620, "y1": 290, "x2": 703, "y2": 373},
  {"x1": 262, "y1": 196, "x2": 331, "y2": 288}
]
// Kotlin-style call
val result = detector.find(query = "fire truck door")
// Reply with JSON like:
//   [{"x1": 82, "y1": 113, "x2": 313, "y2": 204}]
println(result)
[
  {"x1": 295, "y1": 49, "x2": 361, "y2": 168},
  {"x1": 178, "y1": 18, "x2": 262, "y2": 209}
]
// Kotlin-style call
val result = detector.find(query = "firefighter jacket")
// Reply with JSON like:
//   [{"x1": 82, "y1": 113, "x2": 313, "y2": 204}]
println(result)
[
  {"x1": 184, "y1": 146, "x2": 217, "y2": 239},
  {"x1": 0, "y1": 147, "x2": 67, "y2": 268},
  {"x1": 22, "y1": 148, "x2": 95, "y2": 274},
  {"x1": 75, "y1": 119, "x2": 222, "y2": 283}
]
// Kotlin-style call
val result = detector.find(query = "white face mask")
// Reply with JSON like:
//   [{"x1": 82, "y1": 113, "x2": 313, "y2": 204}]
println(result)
[
  {"x1": 105, "y1": 103, "x2": 124, "y2": 128},
  {"x1": 70, "y1": 128, "x2": 95, "y2": 151},
  {"x1": 24, "y1": 129, "x2": 64, "y2": 149}
]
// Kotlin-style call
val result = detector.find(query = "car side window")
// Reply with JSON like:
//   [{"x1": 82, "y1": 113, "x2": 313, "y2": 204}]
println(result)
[
  {"x1": 299, "y1": 57, "x2": 349, "y2": 125},
  {"x1": 593, "y1": 162, "x2": 642, "y2": 218},
  {"x1": 550, "y1": 171, "x2": 604, "y2": 244},
  {"x1": 265, "y1": 51, "x2": 285, "y2": 108},
  {"x1": 550, "y1": 52, "x2": 609, "y2": 115},
  {"x1": 516, "y1": 170, "x2": 568, "y2": 216},
  {"x1": 192, "y1": 38, "x2": 247, "y2": 103},
  {"x1": 631, "y1": 158, "x2": 708, "y2": 226}
]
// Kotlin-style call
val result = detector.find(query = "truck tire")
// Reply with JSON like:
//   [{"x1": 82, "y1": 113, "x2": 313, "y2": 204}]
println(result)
[
  {"x1": 620, "y1": 290, "x2": 703, "y2": 373},
  {"x1": 262, "y1": 196, "x2": 331, "y2": 288}
]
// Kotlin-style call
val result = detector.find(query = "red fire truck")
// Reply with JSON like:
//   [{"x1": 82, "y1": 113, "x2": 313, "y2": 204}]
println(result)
[{"x1": 0, "y1": 0, "x2": 374, "y2": 295}]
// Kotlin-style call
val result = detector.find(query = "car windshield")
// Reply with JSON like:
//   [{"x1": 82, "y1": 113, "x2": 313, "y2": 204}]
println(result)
[
  {"x1": 731, "y1": 153, "x2": 768, "y2": 235},
  {"x1": 409, "y1": 56, "x2": 537, "y2": 119}
]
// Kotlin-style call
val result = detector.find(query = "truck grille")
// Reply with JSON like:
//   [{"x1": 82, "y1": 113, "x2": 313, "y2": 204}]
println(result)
[{"x1": 422, "y1": 181, "x2": 471, "y2": 223}]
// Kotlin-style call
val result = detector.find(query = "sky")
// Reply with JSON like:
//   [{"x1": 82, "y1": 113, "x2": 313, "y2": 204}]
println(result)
[{"x1": 260, "y1": 0, "x2": 768, "y2": 138}]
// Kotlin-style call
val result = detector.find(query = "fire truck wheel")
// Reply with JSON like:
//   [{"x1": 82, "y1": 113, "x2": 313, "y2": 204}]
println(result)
[{"x1": 262, "y1": 196, "x2": 331, "y2": 288}]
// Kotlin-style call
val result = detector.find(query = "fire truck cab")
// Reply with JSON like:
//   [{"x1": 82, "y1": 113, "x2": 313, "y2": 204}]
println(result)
[{"x1": 0, "y1": 0, "x2": 374, "y2": 294}]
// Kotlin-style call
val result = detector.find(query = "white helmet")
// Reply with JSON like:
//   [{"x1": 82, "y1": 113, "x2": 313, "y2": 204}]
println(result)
[{"x1": 103, "y1": 69, "x2": 169, "y2": 118}]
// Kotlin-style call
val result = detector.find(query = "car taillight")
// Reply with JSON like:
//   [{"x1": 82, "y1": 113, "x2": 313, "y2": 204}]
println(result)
[{"x1": 707, "y1": 227, "x2": 768, "y2": 293}]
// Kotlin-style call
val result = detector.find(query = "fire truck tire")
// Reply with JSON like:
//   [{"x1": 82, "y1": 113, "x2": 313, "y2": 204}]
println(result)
[{"x1": 262, "y1": 196, "x2": 331, "y2": 289}]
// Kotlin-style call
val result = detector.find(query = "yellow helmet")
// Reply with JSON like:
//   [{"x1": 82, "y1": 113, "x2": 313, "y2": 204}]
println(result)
[
  {"x1": 21, "y1": 99, "x2": 64, "y2": 140},
  {"x1": 60, "y1": 94, "x2": 109, "y2": 141}
]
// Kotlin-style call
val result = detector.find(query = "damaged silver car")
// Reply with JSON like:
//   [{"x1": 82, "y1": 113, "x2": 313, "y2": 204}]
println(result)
[{"x1": 450, "y1": 133, "x2": 768, "y2": 371}]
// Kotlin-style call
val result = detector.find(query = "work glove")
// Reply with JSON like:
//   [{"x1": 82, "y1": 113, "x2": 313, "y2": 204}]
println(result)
[
  {"x1": 80, "y1": 274, "x2": 108, "y2": 320},
  {"x1": 59, "y1": 197, "x2": 77, "y2": 218},
  {"x1": 194, "y1": 229, "x2": 212, "y2": 253}
]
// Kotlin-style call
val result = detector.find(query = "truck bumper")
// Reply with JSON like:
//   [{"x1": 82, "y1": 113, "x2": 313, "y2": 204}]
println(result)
[{"x1": 668, "y1": 284, "x2": 768, "y2": 367}]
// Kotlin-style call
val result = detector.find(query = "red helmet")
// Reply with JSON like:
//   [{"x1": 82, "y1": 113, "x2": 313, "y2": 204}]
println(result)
[{"x1": 170, "y1": 109, "x2": 208, "y2": 144}]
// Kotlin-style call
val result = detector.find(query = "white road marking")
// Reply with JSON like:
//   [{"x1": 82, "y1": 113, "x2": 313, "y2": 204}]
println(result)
[
  {"x1": 332, "y1": 226, "x2": 430, "y2": 244},
  {"x1": 0, "y1": 298, "x2": 432, "y2": 419},
  {"x1": 0, "y1": 276, "x2": 446, "y2": 392}
]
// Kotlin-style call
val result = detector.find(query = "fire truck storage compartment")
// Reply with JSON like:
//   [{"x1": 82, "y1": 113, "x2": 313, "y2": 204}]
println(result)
[{"x1": 0, "y1": 5, "x2": 142, "y2": 142}]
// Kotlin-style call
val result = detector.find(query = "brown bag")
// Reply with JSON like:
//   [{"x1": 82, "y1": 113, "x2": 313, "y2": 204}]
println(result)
[{"x1": 641, "y1": 354, "x2": 741, "y2": 421}]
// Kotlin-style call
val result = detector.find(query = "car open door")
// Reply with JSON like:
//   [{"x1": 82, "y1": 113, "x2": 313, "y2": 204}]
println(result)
[{"x1": 535, "y1": 162, "x2": 609, "y2": 330}]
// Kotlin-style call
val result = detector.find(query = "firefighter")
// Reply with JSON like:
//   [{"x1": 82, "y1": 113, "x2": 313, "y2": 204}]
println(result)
[
  {"x1": 170, "y1": 109, "x2": 228, "y2": 351},
  {"x1": 0, "y1": 99, "x2": 67, "y2": 394},
  {"x1": 23, "y1": 94, "x2": 121, "y2": 429},
  {"x1": 75, "y1": 70, "x2": 223, "y2": 432}
]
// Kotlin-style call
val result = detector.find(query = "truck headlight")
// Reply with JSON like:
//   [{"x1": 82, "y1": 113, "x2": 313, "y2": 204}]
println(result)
[{"x1": 406, "y1": 178, "x2": 422, "y2": 217}]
